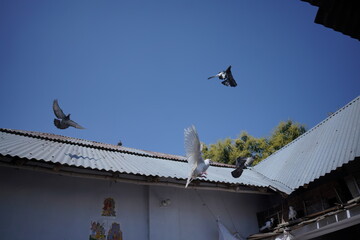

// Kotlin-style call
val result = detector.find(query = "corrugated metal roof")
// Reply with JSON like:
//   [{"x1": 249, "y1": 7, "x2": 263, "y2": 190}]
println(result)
[
  {"x1": 302, "y1": 0, "x2": 360, "y2": 41},
  {"x1": 0, "y1": 128, "x2": 286, "y2": 192},
  {"x1": 3, "y1": 97, "x2": 357, "y2": 194},
  {"x1": 254, "y1": 96, "x2": 360, "y2": 193}
]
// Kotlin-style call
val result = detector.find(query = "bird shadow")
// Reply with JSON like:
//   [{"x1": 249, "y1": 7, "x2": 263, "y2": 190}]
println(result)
[{"x1": 65, "y1": 153, "x2": 99, "y2": 161}]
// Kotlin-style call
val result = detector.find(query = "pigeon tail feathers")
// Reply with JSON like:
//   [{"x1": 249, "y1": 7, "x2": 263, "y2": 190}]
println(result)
[{"x1": 185, "y1": 177, "x2": 192, "y2": 188}]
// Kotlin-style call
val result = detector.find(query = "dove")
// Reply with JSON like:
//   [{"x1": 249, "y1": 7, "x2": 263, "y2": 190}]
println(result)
[
  {"x1": 231, "y1": 156, "x2": 254, "y2": 178},
  {"x1": 208, "y1": 65, "x2": 237, "y2": 87},
  {"x1": 259, "y1": 218, "x2": 274, "y2": 232},
  {"x1": 53, "y1": 99, "x2": 85, "y2": 129},
  {"x1": 288, "y1": 206, "x2": 297, "y2": 221},
  {"x1": 184, "y1": 125, "x2": 212, "y2": 188}
]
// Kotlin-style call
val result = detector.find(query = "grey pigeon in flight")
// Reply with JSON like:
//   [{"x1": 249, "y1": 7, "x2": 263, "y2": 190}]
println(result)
[
  {"x1": 231, "y1": 156, "x2": 254, "y2": 178},
  {"x1": 184, "y1": 125, "x2": 212, "y2": 188},
  {"x1": 208, "y1": 65, "x2": 237, "y2": 87},
  {"x1": 53, "y1": 99, "x2": 85, "y2": 129}
]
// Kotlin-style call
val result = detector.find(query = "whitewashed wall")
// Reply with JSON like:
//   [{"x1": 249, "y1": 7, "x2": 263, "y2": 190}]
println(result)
[
  {"x1": 0, "y1": 166, "x2": 269, "y2": 240},
  {"x1": 148, "y1": 185, "x2": 269, "y2": 240}
]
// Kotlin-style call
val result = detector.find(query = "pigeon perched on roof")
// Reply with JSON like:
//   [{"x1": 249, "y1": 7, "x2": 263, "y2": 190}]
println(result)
[
  {"x1": 288, "y1": 206, "x2": 297, "y2": 221},
  {"x1": 231, "y1": 156, "x2": 254, "y2": 178},
  {"x1": 53, "y1": 99, "x2": 85, "y2": 129},
  {"x1": 184, "y1": 125, "x2": 212, "y2": 188},
  {"x1": 208, "y1": 65, "x2": 237, "y2": 87}
]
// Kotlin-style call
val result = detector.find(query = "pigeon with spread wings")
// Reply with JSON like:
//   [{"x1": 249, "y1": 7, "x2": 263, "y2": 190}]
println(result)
[
  {"x1": 53, "y1": 99, "x2": 85, "y2": 129},
  {"x1": 208, "y1": 65, "x2": 237, "y2": 87},
  {"x1": 184, "y1": 125, "x2": 212, "y2": 188},
  {"x1": 231, "y1": 156, "x2": 254, "y2": 178}
]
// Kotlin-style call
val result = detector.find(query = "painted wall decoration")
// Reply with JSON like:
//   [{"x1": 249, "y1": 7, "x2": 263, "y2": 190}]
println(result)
[
  {"x1": 102, "y1": 197, "x2": 116, "y2": 217},
  {"x1": 107, "y1": 222, "x2": 123, "y2": 240},
  {"x1": 90, "y1": 221, "x2": 123, "y2": 240},
  {"x1": 90, "y1": 197, "x2": 123, "y2": 239},
  {"x1": 90, "y1": 221, "x2": 106, "y2": 240}
]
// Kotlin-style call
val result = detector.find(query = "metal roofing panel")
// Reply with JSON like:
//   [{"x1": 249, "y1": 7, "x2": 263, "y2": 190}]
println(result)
[
  {"x1": 1, "y1": 97, "x2": 359, "y2": 195},
  {"x1": 254, "y1": 96, "x2": 360, "y2": 193},
  {"x1": 0, "y1": 128, "x2": 185, "y2": 161},
  {"x1": 0, "y1": 129, "x2": 284, "y2": 192}
]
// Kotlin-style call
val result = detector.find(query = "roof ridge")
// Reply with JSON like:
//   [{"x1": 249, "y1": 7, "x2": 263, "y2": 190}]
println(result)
[{"x1": 256, "y1": 95, "x2": 360, "y2": 165}]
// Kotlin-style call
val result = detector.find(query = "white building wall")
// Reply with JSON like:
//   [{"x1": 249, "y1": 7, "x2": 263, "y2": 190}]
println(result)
[
  {"x1": 149, "y1": 185, "x2": 268, "y2": 240},
  {"x1": 0, "y1": 166, "x2": 269, "y2": 240}
]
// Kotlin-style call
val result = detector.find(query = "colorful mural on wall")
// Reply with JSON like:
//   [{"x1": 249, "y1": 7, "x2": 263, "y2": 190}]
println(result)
[
  {"x1": 102, "y1": 197, "x2": 116, "y2": 217},
  {"x1": 90, "y1": 221, "x2": 106, "y2": 240},
  {"x1": 90, "y1": 197, "x2": 123, "y2": 240},
  {"x1": 90, "y1": 221, "x2": 123, "y2": 240},
  {"x1": 107, "y1": 222, "x2": 123, "y2": 240}
]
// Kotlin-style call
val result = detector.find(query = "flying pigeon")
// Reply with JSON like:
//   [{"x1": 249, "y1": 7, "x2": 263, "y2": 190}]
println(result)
[
  {"x1": 208, "y1": 65, "x2": 237, "y2": 87},
  {"x1": 288, "y1": 206, "x2": 297, "y2": 221},
  {"x1": 53, "y1": 99, "x2": 85, "y2": 129},
  {"x1": 231, "y1": 156, "x2": 254, "y2": 178},
  {"x1": 184, "y1": 125, "x2": 212, "y2": 188}
]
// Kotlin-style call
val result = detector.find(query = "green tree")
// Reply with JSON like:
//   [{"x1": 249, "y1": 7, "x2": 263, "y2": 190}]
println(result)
[
  {"x1": 232, "y1": 132, "x2": 267, "y2": 163},
  {"x1": 266, "y1": 120, "x2": 306, "y2": 155},
  {"x1": 202, "y1": 138, "x2": 234, "y2": 164},
  {"x1": 202, "y1": 120, "x2": 306, "y2": 165}
]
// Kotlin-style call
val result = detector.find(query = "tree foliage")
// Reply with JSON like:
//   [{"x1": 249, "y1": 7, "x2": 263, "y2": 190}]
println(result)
[{"x1": 202, "y1": 120, "x2": 306, "y2": 165}]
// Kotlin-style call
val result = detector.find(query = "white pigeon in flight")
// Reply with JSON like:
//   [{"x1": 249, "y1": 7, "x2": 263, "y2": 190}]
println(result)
[
  {"x1": 53, "y1": 99, "x2": 85, "y2": 129},
  {"x1": 184, "y1": 125, "x2": 212, "y2": 188}
]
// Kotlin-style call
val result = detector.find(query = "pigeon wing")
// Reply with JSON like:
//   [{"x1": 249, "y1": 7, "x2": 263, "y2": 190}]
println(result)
[
  {"x1": 208, "y1": 72, "x2": 221, "y2": 79},
  {"x1": 236, "y1": 157, "x2": 247, "y2": 168},
  {"x1": 221, "y1": 79, "x2": 231, "y2": 86},
  {"x1": 227, "y1": 75, "x2": 237, "y2": 87},
  {"x1": 244, "y1": 157, "x2": 254, "y2": 167},
  {"x1": 53, "y1": 99, "x2": 66, "y2": 119},
  {"x1": 231, "y1": 157, "x2": 246, "y2": 178},
  {"x1": 66, "y1": 119, "x2": 85, "y2": 129},
  {"x1": 231, "y1": 168, "x2": 244, "y2": 178},
  {"x1": 223, "y1": 66, "x2": 237, "y2": 87},
  {"x1": 226, "y1": 67, "x2": 237, "y2": 87},
  {"x1": 225, "y1": 65, "x2": 232, "y2": 74},
  {"x1": 184, "y1": 125, "x2": 204, "y2": 167}
]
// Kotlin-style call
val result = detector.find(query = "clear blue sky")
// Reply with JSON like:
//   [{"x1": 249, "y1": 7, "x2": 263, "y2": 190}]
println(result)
[{"x1": 1, "y1": 0, "x2": 359, "y2": 156}]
